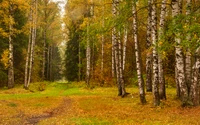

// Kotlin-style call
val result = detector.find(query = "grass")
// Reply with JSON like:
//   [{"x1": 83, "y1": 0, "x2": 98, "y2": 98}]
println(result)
[{"x1": 0, "y1": 81, "x2": 200, "y2": 125}]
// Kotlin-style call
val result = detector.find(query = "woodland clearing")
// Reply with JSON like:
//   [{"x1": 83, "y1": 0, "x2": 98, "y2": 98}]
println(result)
[{"x1": 0, "y1": 82, "x2": 200, "y2": 125}]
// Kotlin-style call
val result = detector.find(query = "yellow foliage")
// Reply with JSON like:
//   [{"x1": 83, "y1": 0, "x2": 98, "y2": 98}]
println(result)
[
  {"x1": 79, "y1": 17, "x2": 89, "y2": 30},
  {"x1": 0, "y1": 49, "x2": 9, "y2": 69}
]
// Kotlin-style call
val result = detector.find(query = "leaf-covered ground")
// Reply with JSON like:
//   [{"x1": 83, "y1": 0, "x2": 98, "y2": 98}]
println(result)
[{"x1": 0, "y1": 82, "x2": 200, "y2": 125}]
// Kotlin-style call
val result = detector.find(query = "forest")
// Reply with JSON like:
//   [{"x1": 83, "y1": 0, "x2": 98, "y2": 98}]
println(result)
[{"x1": 0, "y1": 0, "x2": 200, "y2": 124}]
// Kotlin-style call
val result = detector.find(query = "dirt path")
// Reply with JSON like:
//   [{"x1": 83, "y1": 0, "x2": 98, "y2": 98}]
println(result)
[{"x1": 24, "y1": 97, "x2": 72, "y2": 125}]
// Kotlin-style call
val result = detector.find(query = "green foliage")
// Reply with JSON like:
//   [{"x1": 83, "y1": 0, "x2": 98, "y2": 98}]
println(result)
[{"x1": 162, "y1": 12, "x2": 200, "y2": 56}]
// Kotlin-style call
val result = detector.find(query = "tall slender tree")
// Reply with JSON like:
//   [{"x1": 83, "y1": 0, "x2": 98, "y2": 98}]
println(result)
[
  {"x1": 24, "y1": 0, "x2": 38, "y2": 88},
  {"x1": 158, "y1": 0, "x2": 167, "y2": 100},
  {"x1": 172, "y1": 0, "x2": 189, "y2": 105},
  {"x1": 86, "y1": 0, "x2": 93, "y2": 87},
  {"x1": 146, "y1": 0, "x2": 152, "y2": 92},
  {"x1": 8, "y1": 2, "x2": 15, "y2": 88},
  {"x1": 133, "y1": 0, "x2": 146, "y2": 104},
  {"x1": 152, "y1": 0, "x2": 160, "y2": 106},
  {"x1": 185, "y1": 0, "x2": 192, "y2": 91}
]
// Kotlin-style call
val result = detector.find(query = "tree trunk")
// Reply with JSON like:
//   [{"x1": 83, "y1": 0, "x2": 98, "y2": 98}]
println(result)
[
  {"x1": 112, "y1": 30, "x2": 115, "y2": 78},
  {"x1": 86, "y1": 0, "x2": 93, "y2": 86},
  {"x1": 146, "y1": 0, "x2": 152, "y2": 92},
  {"x1": 8, "y1": 9, "x2": 14, "y2": 89},
  {"x1": 122, "y1": 25, "x2": 127, "y2": 71},
  {"x1": 152, "y1": 0, "x2": 160, "y2": 106},
  {"x1": 133, "y1": 0, "x2": 146, "y2": 104},
  {"x1": 185, "y1": 0, "x2": 192, "y2": 92},
  {"x1": 190, "y1": 48, "x2": 200, "y2": 106},
  {"x1": 86, "y1": 17, "x2": 91, "y2": 87},
  {"x1": 24, "y1": 24, "x2": 32, "y2": 88},
  {"x1": 118, "y1": 32, "x2": 126, "y2": 97},
  {"x1": 158, "y1": 0, "x2": 167, "y2": 100},
  {"x1": 27, "y1": 0, "x2": 37, "y2": 87},
  {"x1": 172, "y1": 0, "x2": 189, "y2": 105},
  {"x1": 113, "y1": 27, "x2": 121, "y2": 95}
]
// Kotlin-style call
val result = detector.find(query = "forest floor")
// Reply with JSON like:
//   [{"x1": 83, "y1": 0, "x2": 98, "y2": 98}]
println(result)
[{"x1": 0, "y1": 81, "x2": 200, "y2": 125}]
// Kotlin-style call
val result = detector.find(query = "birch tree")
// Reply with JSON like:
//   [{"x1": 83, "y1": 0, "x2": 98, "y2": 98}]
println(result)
[
  {"x1": 86, "y1": 0, "x2": 93, "y2": 87},
  {"x1": 190, "y1": 47, "x2": 200, "y2": 106},
  {"x1": 112, "y1": 0, "x2": 127, "y2": 97},
  {"x1": 185, "y1": 0, "x2": 192, "y2": 91},
  {"x1": 122, "y1": 24, "x2": 127, "y2": 71},
  {"x1": 146, "y1": 0, "x2": 152, "y2": 92},
  {"x1": 133, "y1": 0, "x2": 146, "y2": 104},
  {"x1": 7, "y1": 2, "x2": 15, "y2": 89},
  {"x1": 24, "y1": 0, "x2": 37, "y2": 88},
  {"x1": 152, "y1": 0, "x2": 160, "y2": 106},
  {"x1": 158, "y1": 0, "x2": 167, "y2": 100},
  {"x1": 172, "y1": 0, "x2": 189, "y2": 105}
]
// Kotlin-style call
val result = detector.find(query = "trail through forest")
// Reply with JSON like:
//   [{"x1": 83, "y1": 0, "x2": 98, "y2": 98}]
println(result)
[
  {"x1": 1, "y1": 82, "x2": 200, "y2": 125},
  {"x1": 25, "y1": 97, "x2": 72, "y2": 124}
]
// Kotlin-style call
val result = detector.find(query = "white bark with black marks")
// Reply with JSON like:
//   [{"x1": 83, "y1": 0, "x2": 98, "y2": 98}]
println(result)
[
  {"x1": 152, "y1": 0, "x2": 160, "y2": 106},
  {"x1": 158, "y1": 0, "x2": 167, "y2": 100},
  {"x1": 133, "y1": 1, "x2": 146, "y2": 104},
  {"x1": 185, "y1": 0, "x2": 192, "y2": 92},
  {"x1": 172, "y1": 0, "x2": 189, "y2": 105},
  {"x1": 146, "y1": 0, "x2": 152, "y2": 92},
  {"x1": 190, "y1": 48, "x2": 200, "y2": 106},
  {"x1": 27, "y1": 0, "x2": 37, "y2": 87},
  {"x1": 8, "y1": 8, "x2": 14, "y2": 89}
]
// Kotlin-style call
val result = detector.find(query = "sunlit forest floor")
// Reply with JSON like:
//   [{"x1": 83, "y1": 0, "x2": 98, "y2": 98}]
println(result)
[{"x1": 0, "y1": 81, "x2": 200, "y2": 125}]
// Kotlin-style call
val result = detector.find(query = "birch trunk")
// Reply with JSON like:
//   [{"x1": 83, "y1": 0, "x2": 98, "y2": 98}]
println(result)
[
  {"x1": 158, "y1": 0, "x2": 167, "y2": 100},
  {"x1": 152, "y1": 0, "x2": 160, "y2": 106},
  {"x1": 8, "y1": 9, "x2": 14, "y2": 89},
  {"x1": 27, "y1": 0, "x2": 37, "y2": 87},
  {"x1": 190, "y1": 48, "x2": 200, "y2": 106},
  {"x1": 146, "y1": 0, "x2": 152, "y2": 92},
  {"x1": 172, "y1": 0, "x2": 189, "y2": 105},
  {"x1": 114, "y1": 30, "x2": 121, "y2": 96},
  {"x1": 185, "y1": 0, "x2": 192, "y2": 91},
  {"x1": 118, "y1": 32, "x2": 126, "y2": 97},
  {"x1": 112, "y1": 30, "x2": 115, "y2": 78},
  {"x1": 112, "y1": 0, "x2": 122, "y2": 96},
  {"x1": 24, "y1": 25, "x2": 32, "y2": 88},
  {"x1": 86, "y1": 0, "x2": 94, "y2": 86},
  {"x1": 190, "y1": 0, "x2": 199, "y2": 106},
  {"x1": 133, "y1": 1, "x2": 146, "y2": 104},
  {"x1": 24, "y1": 6, "x2": 33, "y2": 88},
  {"x1": 86, "y1": 14, "x2": 91, "y2": 86},
  {"x1": 122, "y1": 25, "x2": 127, "y2": 71}
]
